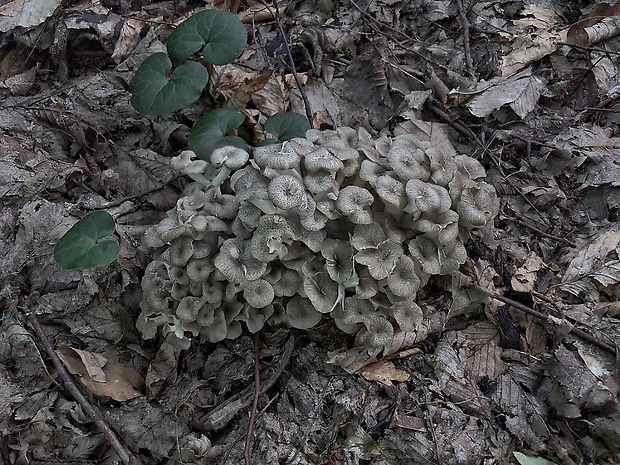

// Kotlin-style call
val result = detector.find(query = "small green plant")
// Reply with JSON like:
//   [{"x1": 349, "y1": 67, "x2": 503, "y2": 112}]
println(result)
[
  {"x1": 261, "y1": 112, "x2": 311, "y2": 145},
  {"x1": 54, "y1": 211, "x2": 119, "y2": 269},
  {"x1": 129, "y1": 8, "x2": 310, "y2": 161},
  {"x1": 188, "y1": 108, "x2": 248, "y2": 159}
]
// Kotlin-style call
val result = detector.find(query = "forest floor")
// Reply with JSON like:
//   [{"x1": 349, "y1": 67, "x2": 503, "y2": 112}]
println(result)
[{"x1": 1, "y1": 0, "x2": 620, "y2": 464}]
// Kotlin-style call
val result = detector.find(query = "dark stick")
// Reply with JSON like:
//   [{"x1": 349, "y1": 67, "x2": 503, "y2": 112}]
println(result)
[
  {"x1": 259, "y1": 0, "x2": 314, "y2": 128},
  {"x1": 503, "y1": 215, "x2": 577, "y2": 248},
  {"x1": 244, "y1": 333, "x2": 261, "y2": 465},
  {"x1": 455, "y1": 0, "x2": 474, "y2": 76},
  {"x1": 476, "y1": 287, "x2": 617, "y2": 356},
  {"x1": 26, "y1": 311, "x2": 138, "y2": 465}
]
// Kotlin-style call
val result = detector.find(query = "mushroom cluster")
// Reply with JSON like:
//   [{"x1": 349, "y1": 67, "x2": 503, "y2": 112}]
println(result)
[{"x1": 137, "y1": 128, "x2": 499, "y2": 351}]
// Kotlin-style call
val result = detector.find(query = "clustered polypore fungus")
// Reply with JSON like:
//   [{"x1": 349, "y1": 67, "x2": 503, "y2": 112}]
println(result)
[{"x1": 138, "y1": 128, "x2": 499, "y2": 351}]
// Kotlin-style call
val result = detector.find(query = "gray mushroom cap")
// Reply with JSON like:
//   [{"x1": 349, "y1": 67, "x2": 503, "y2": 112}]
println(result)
[
  {"x1": 351, "y1": 222, "x2": 387, "y2": 251},
  {"x1": 374, "y1": 175, "x2": 406, "y2": 210},
  {"x1": 169, "y1": 236, "x2": 194, "y2": 267},
  {"x1": 427, "y1": 147, "x2": 457, "y2": 187},
  {"x1": 359, "y1": 316, "x2": 394, "y2": 350},
  {"x1": 243, "y1": 279, "x2": 275, "y2": 308},
  {"x1": 388, "y1": 300, "x2": 423, "y2": 332},
  {"x1": 304, "y1": 171, "x2": 337, "y2": 194},
  {"x1": 321, "y1": 238, "x2": 356, "y2": 285},
  {"x1": 336, "y1": 186, "x2": 374, "y2": 224},
  {"x1": 170, "y1": 150, "x2": 212, "y2": 188},
  {"x1": 211, "y1": 146, "x2": 249, "y2": 170},
  {"x1": 268, "y1": 175, "x2": 306, "y2": 210},
  {"x1": 404, "y1": 179, "x2": 451, "y2": 217},
  {"x1": 286, "y1": 295, "x2": 323, "y2": 329},
  {"x1": 408, "y1": 235, "x2": 441, "y2": 276},
  {"x1": 213, "y1": 238, "x2": 246, "y2": 284},
  {"x1": 304, "y1": 147, "x2": 344, "y2": 173},
  {"x1": 388, "y1": 144, "x2": 431, "y2": 181},
  {"x1": 253, "y1": 142, "x2": 302, "y2": 170},
  {"x1": 354, "y1": 239, "x2": 404, "y2": 280},
  {"x1": 176, "y1": 296, "x2": 204, "y2": 323},
  {"x1": 209, "y1": 146, "x2": 250, "y2": 186},
  {"x1": 387, "y1": 255, "x2": 420, "y2": 297},
  {"x1": 457, "y1": 181, "x2": 499, "y2": 229},
  {"x1": 238, "y1": 303, "x2": 274, "y2": 332},
  {"x1": 304, "y1": 271, "x2": 340, "y2": 314}
]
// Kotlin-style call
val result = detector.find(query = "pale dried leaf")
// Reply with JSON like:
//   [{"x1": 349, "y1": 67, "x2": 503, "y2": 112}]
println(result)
[
  {"x1": 359, "y1": 361, "x2": 409, "y2": 386},
  {"x1": 490, "y1": 366, "x2": 549, "y2": 452},
  {"x1": 394, "y1": 414, "x2": 426, "y2": 431},
  {"x1": 511, "y1": 252, "x2": 546, "y2": 293},
  {"x1": 466, "y1": 69, "x2": 543, "y2": 118},
  {"x1": 145, "y1": 338, "x2": 181, "y2": 397},
  {"x1": 500, "y1": 33, "x2": 559, "y2": 76},
  {"x1": 434, "y1": 341, "x2": 493, "y2": 418},
  {"x1": 0, "y1": 0, "x2": 62, "y2": 31},
  {"x1": 56, "y1": 346, "x2": 143, "y2": 401},
  {"x1": 560, "y1": 231, "x2": 620, "y2": 298}
]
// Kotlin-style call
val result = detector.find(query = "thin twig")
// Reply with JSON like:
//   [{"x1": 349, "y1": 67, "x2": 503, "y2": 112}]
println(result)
[
  {"x1": 454, "y1": 0, "x2": 474, "y2": 76},
  {"x1": 258, "y1": 0, "x2": 314, "y2": 127},
  {"x1": 25, "y1": 311, "x2": 138, "y2": 465},
  {"x1": 503, "y1": 215, "x2": 577, "y2": 247},
  {"x1": 195, "y1": 336, "x2": 295, "y2": 432},
  {"x1": 349, "y1": 0, "x2": 449, "y2": 71},
  {"x1": 423, "y1": 389, "x2": 442, "y2": 465},
  {"x1": 244, "y1": 333, "x2": 261, "y2": 465},
  {"x1": 475, "y1": 287, "x2": 617, "y2": 356}
]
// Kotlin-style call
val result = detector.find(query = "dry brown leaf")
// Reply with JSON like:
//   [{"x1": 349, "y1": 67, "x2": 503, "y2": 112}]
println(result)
[
  {"x1": 359, "y1": 360, "x2": 410, "y2": 386},
  {"x1": 511, "y1": 252, "x2": 546, "y2": 293},
  {"x1": 394, "y1": 414, "x2": 426, "y2": 431},
  {"x1": 566, "y1": 2, "x2": 620, "y2": 47},
  {"x1": 500, "y1": 33, "x2": 559, "y2": 77},
  {"x1": 252, "y1": 74, "x2": 307, "y2": 117},
  {"x1": 56, "y1": 346, "x2": 143, "y2": 401},
  {"x1": 0, "y1": 0, "x2": 62, "y2": 31}
]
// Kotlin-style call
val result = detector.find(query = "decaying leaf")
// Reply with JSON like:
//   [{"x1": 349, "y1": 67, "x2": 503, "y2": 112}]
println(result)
[
  {"x1": 56, "y1": 346, "x2": 143, "y2": 401},
  {"x1": 559, "y1": 230, "x2": 620, "y2": 300},
  {"x1": 465, "y1": 68, "x2": 544, "y2": 118},
  {"x1": 359, "y1": 361, "x2": 409, "y2": 386},
  {"x1": 511, "y1": 252, "x2": 546, "y2": 293},
  {"x1": 490, "y1": 365, "x2": 550, "y2": 452}
]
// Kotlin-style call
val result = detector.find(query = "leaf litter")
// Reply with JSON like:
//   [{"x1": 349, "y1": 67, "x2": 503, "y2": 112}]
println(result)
[{"x1": 1, "y1": 0, "x2": 620, "y2": 464}]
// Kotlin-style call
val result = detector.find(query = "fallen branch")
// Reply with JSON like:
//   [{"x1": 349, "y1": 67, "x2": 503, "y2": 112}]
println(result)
[
  {"x1": 476, "y1": 287, "x2": 617, "y2": 356},
  {"x1": 455, "y1": 0, "x2": 474, "y2": 76},
  {"x1": 194, "y1": 336, "x2": 295, "y2": 433},
  {"x1": 244, "y1": 333, "x2": 261, "y2": 465},
  {"x1": 25, "y1": 311, "x2": 139, "y2": 465},
  {"x1": 257, "y1": 0, "x2": 314, "y2": 128}
]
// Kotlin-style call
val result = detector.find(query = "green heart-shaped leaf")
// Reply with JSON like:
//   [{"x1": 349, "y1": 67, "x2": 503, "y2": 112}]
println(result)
[
  {"x1": 130, "y1": 52, "x2": 209, "y2": 116},
  {"x1": 55, "y1": 211, "x2": 119, "y2": 270},
  {"x1": 188, "y1": 108, "x2": 248, "y2": 161},
  {"x1": 264, "y1": 112, "x2": 310, "y2": 142},
  {"x1": 167, "y1": 10, "x2": 247, "y2": 65}
]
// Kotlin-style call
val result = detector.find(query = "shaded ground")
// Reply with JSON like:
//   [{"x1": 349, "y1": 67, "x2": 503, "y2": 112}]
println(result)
[{"x1": 1, "y1": 0, "x2": 620, "y2": 464}]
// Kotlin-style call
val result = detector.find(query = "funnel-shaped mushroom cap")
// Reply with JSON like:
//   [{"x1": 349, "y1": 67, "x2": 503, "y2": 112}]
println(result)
[
  {"x1": 304, "y1": 271, "x2": 339, "y2": 314},
  {"x1": 243, "y1": 279, "x2": 275, "y2": 308},
  {"x1": 387, "y1": 255, "x2": 420, "y2": 297},
  {"x1": 336, "y1": 185, "x2": 374, "y2": 224},
  {"x1": 268, "y1": 175, "x2": 306, "y2": 210},
  {"x1": 359, "y1": 316, "x2": 394, "y2": 350},
  {"x1": 355, "y1": 239, "x2": 404, "y2": 280},
  {"x1": 388, "y1": 143, "x2": 430, "y2": 181},
  {"x1": 286, "y1": 295, "x2": 323, "y2": 329}
]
